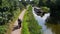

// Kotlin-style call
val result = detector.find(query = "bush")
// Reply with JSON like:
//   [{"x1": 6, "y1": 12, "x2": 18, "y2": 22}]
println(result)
[
  {"x1": 0, "y1": 25, "x2": 8, "y2": 34},
  {"x1": 41, "y1": 7, "x2": 50, "y2": 12}
]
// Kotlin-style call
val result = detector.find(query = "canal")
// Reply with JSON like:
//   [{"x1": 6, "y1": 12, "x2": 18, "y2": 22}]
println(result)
[{"x1": 32, "y1": 7, "x2": 60, "y2": 34}]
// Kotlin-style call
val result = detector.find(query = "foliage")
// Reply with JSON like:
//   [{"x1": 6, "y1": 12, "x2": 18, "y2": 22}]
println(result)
[
  {"x1": 0, "y1": 0, "x2": 19, "y2": 25},
  {"x1": 21, "y1": 0, "x2": 28, "y2": 8},
  {"x1": 48, "y1": 0, "x2": 60, "y2": 23},
  {"x1": 33, "y1": 0, "x2": 39, "y2": 5},
  {"x1": 19, "y1": 2, "x2": 24, "y2": 10},
  {"x1": 0, "y1": 25, "x2": 8, "y2": 34},
  {"x1": 0, "y1": 0, "x2": 22, "y2": 34},
  {"x1": 22, "y1": 5, "x2": 41, "y2": 34},
  {"x1": 0, "y1": 0, "x2": 28, "y2": 34},
  {"x1": 37, "y1": 0, "x2": 60, "y2": 23},
  {"x1": 41, "y1": 7, "x2": 50, "y2": 12}
]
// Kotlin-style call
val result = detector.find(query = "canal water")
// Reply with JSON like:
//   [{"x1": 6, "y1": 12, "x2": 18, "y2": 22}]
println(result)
[{"x1": 32, "y1": 7, "x2": 60, "y2": 34}]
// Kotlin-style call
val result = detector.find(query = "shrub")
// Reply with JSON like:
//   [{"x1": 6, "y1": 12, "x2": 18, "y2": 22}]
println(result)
[{"x1": 41, "y1": 7, "x2": 50, "y2": 12}]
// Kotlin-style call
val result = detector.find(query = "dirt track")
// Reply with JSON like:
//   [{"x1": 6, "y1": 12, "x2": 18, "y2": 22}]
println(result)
[{"x1": 11, "y1": 9, "x2": 26, "y2": 34}]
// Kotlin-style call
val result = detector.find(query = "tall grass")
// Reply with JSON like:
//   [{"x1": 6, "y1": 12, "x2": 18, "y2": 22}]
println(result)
[{"x1": 22, "y1": 5, "x2": 41, "y2": 34}]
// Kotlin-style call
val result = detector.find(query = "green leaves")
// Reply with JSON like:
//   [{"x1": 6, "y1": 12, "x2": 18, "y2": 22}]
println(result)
[
  {"x1": 0, "y1": 0, "x2": 20, "y2": 25},
  {"x1": 41, "y1": 7, "x2": 50, "y2": 12},
  {"x1": 0, "y1": 25, "x2": 8, "y2": 34},
  {"x1": 0, "y1": 0, "x2": 28, "y2": 34}
]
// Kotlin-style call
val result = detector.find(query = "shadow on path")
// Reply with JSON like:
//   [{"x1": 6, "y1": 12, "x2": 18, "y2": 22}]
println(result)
[{"x1": 12, "y1": 25, "x2": 21, "y2": 31}]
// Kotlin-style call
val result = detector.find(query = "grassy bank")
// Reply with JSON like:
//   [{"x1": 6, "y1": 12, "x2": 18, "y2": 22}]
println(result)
[
  {"x1": 22, "y1": 5, "x2": 41, "y2": 34},
  {"x1": 0, "y1": 8, "x2": 21, "y2": 34}
]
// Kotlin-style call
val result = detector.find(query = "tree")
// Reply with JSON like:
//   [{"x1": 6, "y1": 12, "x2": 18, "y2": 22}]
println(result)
[
  {"x1": 33, "y1": 0, "x2": 39, "y2": 5},
  {"x1": 47, "y1": 0, "x2": 60, "y2": 24},
  {"x1": 0, "y1": 0, "x2": 20, "y2": 25}
]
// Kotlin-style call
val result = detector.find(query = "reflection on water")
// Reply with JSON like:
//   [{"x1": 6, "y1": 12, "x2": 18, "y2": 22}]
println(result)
[
  {"x1": 46, "y1": 23, "x2": 60, "y2": 34},
  {"x1": 32, "y1": 7, "x2": 60, "y2": 34}
]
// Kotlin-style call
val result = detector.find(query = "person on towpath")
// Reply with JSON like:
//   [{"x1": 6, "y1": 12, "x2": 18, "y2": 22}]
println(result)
[{"x1": 18, "y1": 18, "x2": 22, "y2": 28}]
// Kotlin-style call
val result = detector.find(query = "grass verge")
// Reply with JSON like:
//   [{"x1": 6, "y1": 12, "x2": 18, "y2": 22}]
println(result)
[{"x1": 22, "y1": 5, "x2": 42, "y2": 34}]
